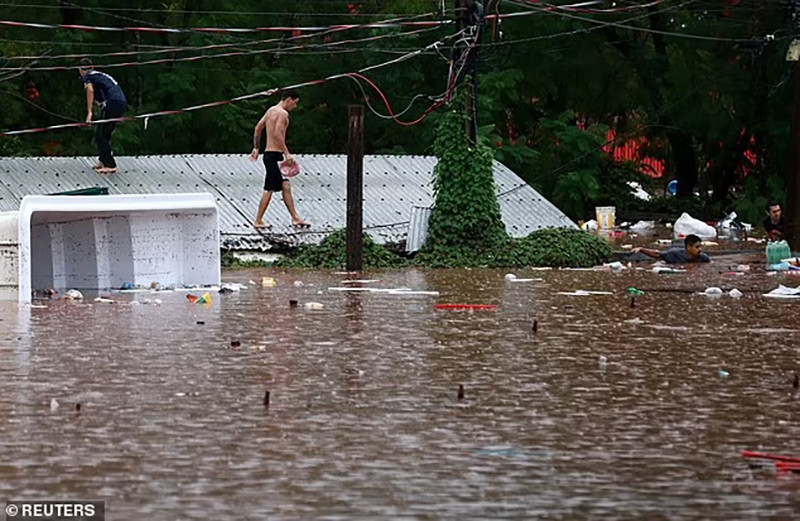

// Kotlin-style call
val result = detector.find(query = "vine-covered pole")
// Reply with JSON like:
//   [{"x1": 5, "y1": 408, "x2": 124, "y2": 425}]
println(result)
[{"x1": 346, "y1": 104, "x2": 365, "y2": 271}]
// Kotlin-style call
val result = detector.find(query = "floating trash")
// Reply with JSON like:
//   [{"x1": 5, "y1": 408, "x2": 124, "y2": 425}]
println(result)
[
  {"x1": 186, "y1": 292, "x2": 212, "y2": 304},
  {"x1": 64, "y1": 289, "x2": 84, "y2": 300},
  {"x1": 763, "y1": 285, "x2": 800, "y2": 299},
  {"x1": 557, "y1": 290, "x2": 614, "y2": 296},
  {"x1": 435, "y1": 304, "x2": 497, "y2": 311},
  {"x1": 653, "y1": 267, "x2": 687, "y2": 274}
]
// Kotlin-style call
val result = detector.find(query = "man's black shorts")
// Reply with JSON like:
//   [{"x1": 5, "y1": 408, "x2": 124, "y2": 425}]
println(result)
[{"x1": 263, "y1": 151, "x2": 287, "y2": 192}]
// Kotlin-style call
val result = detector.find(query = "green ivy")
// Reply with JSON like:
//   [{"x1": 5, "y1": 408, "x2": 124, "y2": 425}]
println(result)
[
  {"x1": 496, "y1": 228, "x2": 614, "y2": 268},
  {"x1": 416, "y1": 93, "x2": 507, "y2": 267},
  {"x1": 221, "y1": 251, "x2": 271, "y2": 268},
  {"x1": 275, "y1": 229, "x2": 406, "y2": 269}
]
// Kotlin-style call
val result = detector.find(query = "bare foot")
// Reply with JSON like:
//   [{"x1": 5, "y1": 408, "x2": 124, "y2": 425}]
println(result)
[
  {"x1": 96, "y1": 167, "x2": 117, "y2": 175},
  {"x1": 254, "y1": 221, "x2": 272, "y2": 230},
  {"x1": 92, "y1": 162, "x2": 104, "y2": 171},
  {"x1": 292, "y1": 220, "x2": 312, "y2": 228}
]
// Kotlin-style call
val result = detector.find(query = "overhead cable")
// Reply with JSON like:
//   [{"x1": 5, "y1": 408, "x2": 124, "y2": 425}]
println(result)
[
  {"x1": 0, "y1": 31, "x2": 464, "y2": 136},
  {"x1": 0, "y1": 26, "x2": 443, "y2": 72}
]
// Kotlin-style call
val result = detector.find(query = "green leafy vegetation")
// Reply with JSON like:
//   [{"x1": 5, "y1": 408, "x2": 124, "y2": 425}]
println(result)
[
  {"x1": 220, "y1": 251, "x2": 270, "y2": 268},
  {"x1": 416, "y1": 99, "x2": 612, "y2": 268},
  {"x1": 416, "y1": 99, "x2": 508, "y2": 266},
  {"x1": 275, "y1": 229, "x2": 406, "y2": 269},
  {"x1": 496, "y1": 228, "x2": 614, "y2": 268}
]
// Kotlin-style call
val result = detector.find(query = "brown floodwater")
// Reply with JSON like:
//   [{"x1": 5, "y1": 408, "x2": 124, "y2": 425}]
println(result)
[{"x1": 2, "y1": 258, "x2": 800, "y2": 520}]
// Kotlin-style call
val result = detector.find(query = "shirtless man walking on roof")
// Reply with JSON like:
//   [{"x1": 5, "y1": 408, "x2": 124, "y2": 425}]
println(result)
[{"x1": 249, "y1": 90, "x2": 311, "y2": 230}]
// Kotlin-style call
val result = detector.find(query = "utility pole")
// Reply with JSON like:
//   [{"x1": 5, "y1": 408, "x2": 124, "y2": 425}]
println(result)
[
  {"x1": 788, "y1": 0, "x2": 800, "y2": 247},
  {"x1": 455, "y1": 0, "x2": 483, "y2": 143},
  {"x1": 346, "y1": 105, "x2": 364, "y2": 272}
]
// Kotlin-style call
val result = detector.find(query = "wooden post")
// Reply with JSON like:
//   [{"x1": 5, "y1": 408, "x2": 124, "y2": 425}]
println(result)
[{"x1": 347, "y1": 105, "x2": 364, "y2": 272}]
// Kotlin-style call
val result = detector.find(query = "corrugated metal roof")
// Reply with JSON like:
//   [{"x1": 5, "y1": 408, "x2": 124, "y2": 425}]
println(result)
[
  {"x1": 406, "y1": 205, "x2": 432, "y2": 253},
  {"x1": 0, "y1": 154, "x2": 575, "y2": 250}
]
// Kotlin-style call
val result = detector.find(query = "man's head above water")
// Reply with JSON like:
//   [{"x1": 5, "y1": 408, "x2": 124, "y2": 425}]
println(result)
[{"x1": 684, "y1": 234, "x2": 703, "y2": 260}]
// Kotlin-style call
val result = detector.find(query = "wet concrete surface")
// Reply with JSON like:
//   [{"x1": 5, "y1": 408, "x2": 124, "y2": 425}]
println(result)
[{"x1": 2, "y1": 259, "x2": 800, "y2": 519}]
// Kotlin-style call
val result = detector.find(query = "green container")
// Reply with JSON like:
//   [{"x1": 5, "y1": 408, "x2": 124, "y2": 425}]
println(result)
[{"x1": 766, "y1": 240, "x2": 791, "y2": 267}]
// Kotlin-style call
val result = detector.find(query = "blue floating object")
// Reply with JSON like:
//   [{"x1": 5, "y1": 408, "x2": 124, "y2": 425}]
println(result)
[
  {"x1": 718, "y1": 370, "x2": 730, "y2": 378},
  {"x1": 121, "y1": 282, "x2": 134, "y2": 290},
  {"x1": 667, "y1": 179, "x2": 678, "y2": 196}
]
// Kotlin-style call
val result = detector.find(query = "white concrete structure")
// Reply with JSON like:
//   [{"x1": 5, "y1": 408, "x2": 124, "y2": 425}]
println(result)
[
  {"x1": 0, "y1": 211, "x2": 20, "y2": 301},
  {"x1": 10, "y1": 193, "x2": 219, "y2": 303}
]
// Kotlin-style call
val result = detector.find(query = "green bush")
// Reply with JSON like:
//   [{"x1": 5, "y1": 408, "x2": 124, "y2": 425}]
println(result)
[
  {"x1": 221, "y1": 251, "x2": 271, "y2": 268},
  {"x1": 275, "y1": 229, "x2": 405, "y2": 269},
  {"x1": 501, "y1": 227, "x2": 614, "y2": 268}
]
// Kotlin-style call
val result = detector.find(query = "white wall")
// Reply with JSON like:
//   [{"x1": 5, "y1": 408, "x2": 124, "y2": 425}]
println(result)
[
  {"x1": 0, "y1": 212, "x2": 19, "y2": 300},
  {"x1": 17, "y1": 194, "x2": 220, "y2": 302}
]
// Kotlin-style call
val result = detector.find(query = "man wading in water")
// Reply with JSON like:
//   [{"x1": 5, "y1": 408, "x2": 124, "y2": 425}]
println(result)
[{"x1": 249, "y1": 90, "x2": 311, "y2": 230}]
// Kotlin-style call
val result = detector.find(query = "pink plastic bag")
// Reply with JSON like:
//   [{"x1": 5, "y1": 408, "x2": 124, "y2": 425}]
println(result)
[{"x1": 280, "y1": 160, "x2": 300, "y2": 178}]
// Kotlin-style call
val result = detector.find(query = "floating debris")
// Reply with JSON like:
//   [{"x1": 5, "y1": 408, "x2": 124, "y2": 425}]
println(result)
[{"x1": 186, "y1": 292, "x2": 212, "y2": 304}]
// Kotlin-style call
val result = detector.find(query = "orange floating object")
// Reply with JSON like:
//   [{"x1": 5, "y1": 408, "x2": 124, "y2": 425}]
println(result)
[
  {"x1": 434, "y1": 304, "x2": 497, "y2": 311},
  {"x1": 186, "y1": 292, "x2": 212, "y2": 304}
]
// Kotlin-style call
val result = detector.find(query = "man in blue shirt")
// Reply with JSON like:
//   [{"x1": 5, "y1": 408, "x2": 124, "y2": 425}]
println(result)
[
  {"x1": 79, "y1": 58, "x2": 127, "y2": 174},
  {"x1": 633, "y1": 234, "x2": 711, "y2": 263}
]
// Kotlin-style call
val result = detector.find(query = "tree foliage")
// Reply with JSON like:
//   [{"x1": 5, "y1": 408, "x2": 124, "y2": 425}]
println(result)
[{"x1": 0, "y1": 0, "x2": 794, "y2": 220}]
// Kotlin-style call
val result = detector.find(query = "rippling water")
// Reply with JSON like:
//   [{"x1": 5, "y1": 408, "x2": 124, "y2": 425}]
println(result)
[{"x1": 2, "y1": 259, "x2": 800, "y2": 519}]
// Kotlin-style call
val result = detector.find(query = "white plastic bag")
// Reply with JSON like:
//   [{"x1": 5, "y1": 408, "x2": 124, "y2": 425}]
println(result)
[
  {"x1": 630, "y1": 220, "x2": 655, "y2": 233},
  {"x1": 673, "y1": 213, "x2": 716, "y2": 239}
]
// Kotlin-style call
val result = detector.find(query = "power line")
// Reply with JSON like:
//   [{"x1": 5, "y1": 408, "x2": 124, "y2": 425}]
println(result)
[
  {"x1": 0, "y1": 2, "x2": 433, "y2": 18},
  {"x1": 1, "y1": 12, "x2": 440, "y2": 61},
  {"x1": 0, "y1": 90, "x2": 79, "y2": 122},
  {"x1": 0, "y1": 26, "x2": 443, "y2": 72},
  {"x1": 0, "y1": 16, "x2": 445, "y2": 35},
  {"x1": 481, "y1": 0, "x2": 698, "y2": 47},
  {"x1": 503, "y1": 0, "x2": 771, "y2": 43},
  {"x1": 0, "y1": 37, "x2": 117, "y2": 47},
  {"x1": 0, "y1": 30, "x2": 466, "y2": 137}
]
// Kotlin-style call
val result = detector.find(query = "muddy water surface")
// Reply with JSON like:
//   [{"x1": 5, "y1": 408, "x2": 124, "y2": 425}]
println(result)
[{"x1": 1, "y1": 260, "x2": 800, "y2": 519}]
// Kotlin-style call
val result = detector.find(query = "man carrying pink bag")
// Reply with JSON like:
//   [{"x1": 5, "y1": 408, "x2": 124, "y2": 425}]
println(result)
[{"x1": 249, "y1": 90, "x2": 311, "y2": 230}]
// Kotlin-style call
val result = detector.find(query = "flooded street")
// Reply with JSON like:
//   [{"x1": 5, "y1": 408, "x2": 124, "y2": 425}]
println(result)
[{"x1": 2, "y1": 261, "x2": 800, "y2": 519}]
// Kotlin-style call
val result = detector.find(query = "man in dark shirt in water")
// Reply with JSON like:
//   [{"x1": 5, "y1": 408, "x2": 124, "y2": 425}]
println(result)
[
  {"x1": 764, "y1": 200, "x2": 787, "y2": 242},
  {"x1": 633, "y1": 234, "x2": 711, "y2": 264},
  {"x1": 79, "y1": 58, "x2": 127, "y2": 174}
]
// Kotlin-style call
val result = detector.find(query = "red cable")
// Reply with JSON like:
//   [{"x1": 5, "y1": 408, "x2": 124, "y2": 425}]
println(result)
[{"x1": 346, "y1": 72, "x2": 444, "y2": 127}]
